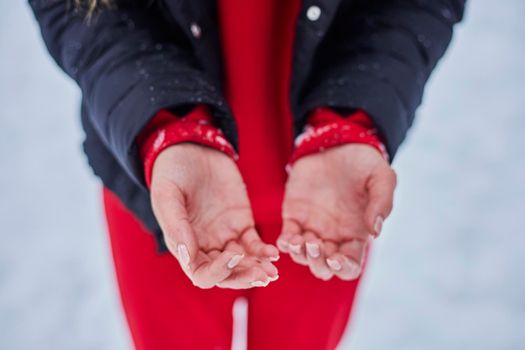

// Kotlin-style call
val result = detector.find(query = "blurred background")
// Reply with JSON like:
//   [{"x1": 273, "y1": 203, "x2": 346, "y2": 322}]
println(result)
[{"x1": 1, "y1": 0, "x2": 524, "y2": 349}]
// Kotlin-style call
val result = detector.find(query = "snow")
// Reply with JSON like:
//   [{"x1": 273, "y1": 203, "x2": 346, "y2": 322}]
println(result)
[{"x1": 1, "y1": 1, "x2": 524, "y2": 349}]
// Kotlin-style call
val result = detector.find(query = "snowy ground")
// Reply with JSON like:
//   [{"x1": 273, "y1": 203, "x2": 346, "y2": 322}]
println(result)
[{"x1": 1, "y1": 1, "x2": 524, "y2": 349}]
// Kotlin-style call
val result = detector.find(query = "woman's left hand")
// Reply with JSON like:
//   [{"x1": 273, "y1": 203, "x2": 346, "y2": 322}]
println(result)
[{"x1": 277, "y1": 144, "x2": 397, "y2": 281}]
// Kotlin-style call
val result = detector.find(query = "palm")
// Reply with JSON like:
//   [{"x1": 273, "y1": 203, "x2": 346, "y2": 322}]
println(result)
[
  {"x1": 151, "y1": 143, "x2": 279, "y2": 289},
  {"x1": 178, "y1": 147, "x2": 252, "y2": 250},
  {"x1": 284, "y1": 145, "x2": 378, "y2": 242},
  {"x1": 279, "y1": 144, "x2": 396, "y2": 281}
]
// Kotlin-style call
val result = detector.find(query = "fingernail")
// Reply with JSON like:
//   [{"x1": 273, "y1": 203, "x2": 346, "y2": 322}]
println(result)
[
  {"x1": 227, "y1": 254, "x2": 244, "y2": 269},
  {"x1": 251, "y1": 280, "x2": 269, "y2": 287},
  {"x1": 269, "y1": 255, "x2": 280, "y2": 262},
  {"x1": 305, "y1": 242, "x2": 320, "y2": 258},
  {"x1": 177, "y1": 244, "x2": 190, "y2": 268},
  {"x1": 374, "y1": 216, "x2": 384, "y2": 237},
  {"x1": 277, "y1": 239, "x2": 289, "y2": 250},
  {"x1": 288, "y1": 244, "x2": 302, "y2": 254},
  {"x1": 268, "y1": 274, "x2": 279, "y2": 282},
  {"x1": 326, "y1": 258, "x2": 342, "y2": 271},
  {"x1": 344, "y1": 258, "x2": 362, "y2": 278}
]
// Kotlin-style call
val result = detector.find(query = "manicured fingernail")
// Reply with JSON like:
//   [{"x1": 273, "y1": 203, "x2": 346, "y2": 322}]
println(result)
[
  {"x1": 305, "y1": 242, "x2": 320, "y2": 258},
  {"x1": 326, "y1": 258, "x2": 342, "y2": 271},
  {"x1": 277, "y1": 239, "x2": 289, "y2": 250},
  {"x1": 268, "y1": 274, "x2": 279, "y2": 282},
  {"x1": 227, "y1": 254, "x2": 244, "y2": 269},
  {"x1": 319, "y1": 271, "x2": 333, "y2": 281},
  {"x1": 251, "y1": 280, "x2": 269, "y2": 287},
  {"x1": 374, "y1": 216, "x2": 384, "y2": 237},
  {"x1": 289, "y1": 244, "x2": 302, "y2": 254},
  {"x1": 344, "y1": 258, "x2": 362, "y2": 278},
  {"x1": 269, "y1": 255, "x2": 280, "y2": 262},
  {"x1": 177, "y1": 244, "x2": 190, "y2": 268}
]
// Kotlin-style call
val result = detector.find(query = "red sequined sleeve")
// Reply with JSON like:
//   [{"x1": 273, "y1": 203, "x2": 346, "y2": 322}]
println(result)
[
  {"x1": 137, "y1": 106, "x2": 388, "y2": 189},
  {"x1": 136, "y1": 105, "x2": 238, "y2": 188},
  {"x1": 289, "y1": 107, "x2": 389, "y2": 165}
]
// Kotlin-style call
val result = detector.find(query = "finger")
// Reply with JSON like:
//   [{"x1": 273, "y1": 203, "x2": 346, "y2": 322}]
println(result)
[
  {"x1": 151, "y1": 185, "x2": 198, "y2": 271},
  {"x1": 207, "y1": 249, "x2": 221, "y2": 259},
  {"x1": 335, "y1": 223, "x2": 369, "y2": 244},
  {"x1": 240, "y1": 228, "x2": 280, "y2": 261},
  {"x1": 338, "y1": 239, "x2": 368, "y2": 267},
  {"x1": 225, "y1": 240, "x2": 264, "y2": 270},
  {"x1": 365, "y1": 167, "x2": 397, "y2": 237},
  {"x1": 191, "y1": 250, "x2": 246, "y2": 289},
  {"x1": 257, "y1": 259, "x2": 279, "y2": 280},
  {"x1": 233, "y1": 254, "x2": 279, "y2": 279},
  {"x1": 224, "y1": 239, "x2": 245, "y2": 253},
  {"x1": 326, "y1": 251, "x2": 361, "y2": 281},
  {"x1": 304, "y1": 231, "x2": 334, "y2": 280},
  {"x1": 217, "y1": 265, "x2": 274, "y2": 289},
  {"x1": 277, "y1": 219, "x2": 302, "y2": 252},
  {"x1": 217, "y1": 241, "x2": 274, "y2": 289},
  {"x1": 287, "y1": 233, "x2": 308, "y2": 266}
]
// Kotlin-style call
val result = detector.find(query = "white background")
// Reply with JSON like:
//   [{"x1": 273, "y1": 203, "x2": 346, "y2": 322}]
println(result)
[{"x1": 1, "y1": 1, "x2": 524, "y2": 349}]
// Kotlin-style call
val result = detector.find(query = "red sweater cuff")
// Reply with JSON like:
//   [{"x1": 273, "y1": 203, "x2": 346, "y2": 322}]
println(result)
[
  {"x1": 289, "y1": 107, "x2": 389, "y2": 165},
  {"x1": 137, "y1": 105, "x2": 237, "y2": 188}
]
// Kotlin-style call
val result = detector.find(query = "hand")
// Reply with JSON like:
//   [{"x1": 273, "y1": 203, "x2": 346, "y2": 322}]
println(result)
[
  {"x1": 278, "y1": 144, "x2": 396, "y2": 281},
  {"x1": 150, "y1": 143, "x2": 279, "y2": 289}
]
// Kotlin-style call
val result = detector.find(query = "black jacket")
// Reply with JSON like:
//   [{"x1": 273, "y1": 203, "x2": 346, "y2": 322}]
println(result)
[{"x1": 29, "y1": 0, "x2": 465, "y2": 252}]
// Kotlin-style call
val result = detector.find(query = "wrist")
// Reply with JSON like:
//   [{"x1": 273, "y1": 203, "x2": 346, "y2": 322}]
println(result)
[{"x1": 137, "y1": 105, "x2": 237, "y2": 188}]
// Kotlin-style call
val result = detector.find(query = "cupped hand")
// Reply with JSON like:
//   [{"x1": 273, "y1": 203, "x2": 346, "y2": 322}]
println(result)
[
  {"x1": 278, "y1": 144, "x2": 396, "y2": 281},
  {"x1": 150, "y1": 143, "x2": 279, "y2": 289}
]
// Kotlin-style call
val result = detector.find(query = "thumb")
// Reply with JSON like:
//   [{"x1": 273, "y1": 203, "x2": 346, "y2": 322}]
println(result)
[
  {"x1": 364, "y1": 166, "x2": 397, "y2": 237},
  {"x1": 151, "y1": 184, "x2": 199, "y2": 270}
]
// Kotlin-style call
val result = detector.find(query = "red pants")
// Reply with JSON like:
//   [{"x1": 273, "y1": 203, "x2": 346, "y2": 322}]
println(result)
[{"x1": 103, "y1": 188, "x2": 362, "y2": 350}]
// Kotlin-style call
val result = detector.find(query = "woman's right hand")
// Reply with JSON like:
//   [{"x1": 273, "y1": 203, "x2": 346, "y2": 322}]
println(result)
[{"x1": 150, "y1": 143, "x2": 279, "y2": 289}]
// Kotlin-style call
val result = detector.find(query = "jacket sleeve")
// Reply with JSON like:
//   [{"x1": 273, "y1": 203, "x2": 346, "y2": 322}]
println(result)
[
  {"x1": 299, "y1": 0, "x2": 466, "y2": 161},
  {"x1": 28, "y1": 0, "x2": 234, "y2": 186}
]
